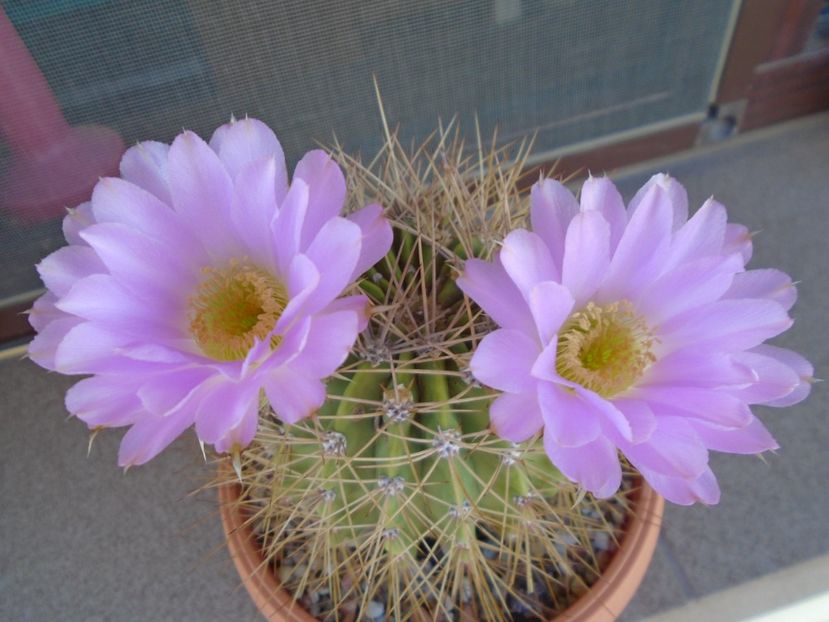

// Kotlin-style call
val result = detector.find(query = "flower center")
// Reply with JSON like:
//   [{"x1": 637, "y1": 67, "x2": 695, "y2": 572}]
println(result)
[
  {"x1": 189, "y1": 260, "x2": 287, "y2": 361},
  {"x1": 555, "y1": 301, "x2": 655, "y2": 397}
]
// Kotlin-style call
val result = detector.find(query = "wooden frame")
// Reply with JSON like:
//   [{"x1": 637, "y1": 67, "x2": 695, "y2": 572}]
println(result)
[{"x1": 717, "y1": 0, "x2": 829, "y2": 131}]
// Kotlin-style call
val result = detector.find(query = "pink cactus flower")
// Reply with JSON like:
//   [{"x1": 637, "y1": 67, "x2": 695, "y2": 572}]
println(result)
[
  {"x1": 459, "y1": 174, "x2": 812, "y2": 504},
  {"x1": 28, "y1": 118, "x2": 392, "y2": 466}
]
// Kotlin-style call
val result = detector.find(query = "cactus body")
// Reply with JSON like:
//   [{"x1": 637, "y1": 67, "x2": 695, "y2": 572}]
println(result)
[{"x1": 230, "y1": 125, "x2": 635, "y2": 621}]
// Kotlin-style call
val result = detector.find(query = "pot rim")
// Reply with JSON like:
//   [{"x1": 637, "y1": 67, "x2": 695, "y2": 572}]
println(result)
[{"x1": 218, "y1": 470, "x2": 664, "y2": 622}]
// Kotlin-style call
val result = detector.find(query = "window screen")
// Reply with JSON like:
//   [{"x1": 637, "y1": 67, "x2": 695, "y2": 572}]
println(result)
[{"x1": 1, "y1": 0, "x2": 735, "y2": 303}]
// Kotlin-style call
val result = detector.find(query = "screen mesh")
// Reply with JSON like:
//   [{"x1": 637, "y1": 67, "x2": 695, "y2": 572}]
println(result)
[{"x1": 1, "y1": 0, "x2": 734, "y2": 301}]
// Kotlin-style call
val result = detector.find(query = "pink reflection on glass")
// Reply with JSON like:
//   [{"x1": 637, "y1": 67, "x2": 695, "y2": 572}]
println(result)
[{"x1": 0, "y1": 9, "x2": 124, "y2": 222}]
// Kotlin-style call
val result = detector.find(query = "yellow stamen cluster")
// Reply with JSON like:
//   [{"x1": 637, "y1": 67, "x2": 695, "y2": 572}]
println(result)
[
  {"x1": 190, "y1": 260, "x2": 287, "y2": 361},
  {"x1": 556, "y1": 301, "x2": 655, "y2": 397}
]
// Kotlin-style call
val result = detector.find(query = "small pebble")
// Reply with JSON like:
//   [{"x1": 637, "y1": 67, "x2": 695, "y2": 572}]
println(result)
[
  {"x1": 461, "y1": 578, "x2": 473, "y2": 603},
  {"x1": 278, "y1": 565, "x2": 292, "y2": 584},
  {"x1": 558, "y1": 533, "x2": 577, "y2": 546},
  {"x1": 592, "y1": 532, "x2": 610, "y2": 550},
  {"x1": 366, "y1": 600, "x2": 385, "y2": 619}
]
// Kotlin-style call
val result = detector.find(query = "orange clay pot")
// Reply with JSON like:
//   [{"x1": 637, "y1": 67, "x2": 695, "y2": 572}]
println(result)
[{"x1": 219, "y1": 477, "x2": 664, "y2": 622}]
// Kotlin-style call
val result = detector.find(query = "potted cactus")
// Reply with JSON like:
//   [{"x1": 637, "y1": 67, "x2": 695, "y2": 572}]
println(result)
[
  {"x1": 215, "y1": 123, "x2": 666, "y2": 621},
  {"x1": 27, "y1": 111, "x2": 812, "y2": 621}
]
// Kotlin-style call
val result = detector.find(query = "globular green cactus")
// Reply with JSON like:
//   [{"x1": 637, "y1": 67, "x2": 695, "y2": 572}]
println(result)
[{"x1": 226, "y1": 120, "x2": 636, "y2": 621}]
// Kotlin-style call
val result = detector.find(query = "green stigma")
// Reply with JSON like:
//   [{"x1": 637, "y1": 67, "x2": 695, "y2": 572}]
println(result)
[
  {"x1": 556, "y1": 301, "x2": 655, "y2": 397},
  {"x1": 189, "y1": 260, "x2": 287, "y2": 361}
]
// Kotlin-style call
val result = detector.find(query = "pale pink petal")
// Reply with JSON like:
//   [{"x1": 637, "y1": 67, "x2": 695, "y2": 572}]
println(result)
[
  {"x1": 66, "y1": 375, "x2": 144, "y2": 428},
  {"x1": 689, "y1": 467, "x2": 721, "y2": 505},
  {"x1": 76, "y1": 401, "x2": 144, "y2": 429},
  {"x1": 137, "y1": 368, "x2": 215, "y2": 416},
  {"x1": 544, "y1": 433, "x2": 622, "y2": 498},
  {"x1": 214, "y1": 405, "x2": 260, "y2": 453},
  {"x1": 538, "y1": 383, "x2": 601, "y2": 447},
  {"x1": 579, "y1": 176, "x2": 627, "y2": 251},
  {"x1": 322, "y1": 295, "x2": 370, "y2": 332},
  {"x1": 36, "y1": 245, "x2": 105, "y2": 297},
  {"x1": 530, "y1": 179, "x2": 579, "y2": 272},
  {"x1": 637, "y1": 254, "x2": 743, "y2": 324},
  {"x1": 666, "y1": 198, "x2": 727, "y2": 270},
  {"x1": 730, "y1": 350, "x2": 800, "y2": 404},
  {"x1": 302, "y1": 217, "x2": 362, "y2": 314},
  {"x1": 80, "y1": 223, "x2": 194, "y2": 303},
  {"x1": 659, "y1": 299, "x2": 792, "y2": 353},
  {"x1": 635, "y1": 386, "x2": 753, "y2": 428},
  {"x1": 54, "y1": 322, "x2": 133, "y2": 374},
  {"x1": 489, "y1": 391, "x2": 544, "y2": 442},
  {"x1": 561, "y1": 211, "x2": 610, "y2": 306},
  {"x1": 27, "y1": 292, "x2": 63, "y2": 332},
  {"x1": 638, "y1": 465, "x2": 720, "y2": 506},
  {"x1": 293, "y1": 149, "x2": 347, "y2": 248},
  {"x1": 500, "y1": 229, "x2": 559, "y2": 298},
  {"x1": 244, "y1": 316, "x2": 311, "y2": 377},
  {"x1": 28, "y1": 317, "x2": 82, "y2": 371},
  {"x1": 276, "y1": 254, "x2": 320, "y2": 332},
  {"x1": 273, "y1": 179, "x2": 309, "y2": 277},
  {"x1": 195, "y1": 380, "x2": 259, "y2": 444},
  {"x1": 347, "y1": 204, "x2": 394, "y2": 279},
  {"x1": 118, "y1": 407, "x2": 196, "y2": 467},
  {"x1": 263, "y1": 366, "x2": 327, "y2": 424},
  {"x1": 750, "y1": 344, "x2": 814, "y2": 407},
  {"x1": 689, "y1": 417, "x2": 778, "y2": 454},
  {"x1": 209, "y1": 117, "x2": 288, "y2": 200},
  {"x1": 577, "y1": 388, "x2": 634, "y2": 442},
  {"x1": 621, "y1": 417, "x2": 708, "y2": 479},
  {"x1": 528, "y1": 281, "x2": 574, "y2": 344},
  {"x1": 611, "y1": 399, "x2": 656, "y2": 443},
  {"x1": 119, "y1": 140, "x2": 172, "y2": 205},
  {"x1": 643, "y1": 349, "x2": 756, "y2": 388},
  {"x1": 62, "y1": 201, "x2": 95, "y2": 245},
  {"x1": 91, "y1": 177, "x2": 206, "y2": 268},
  {"x1": 628, "y1": 173, "x2": 688, "y2": 230},
  {"x1": 56, "y1": 274, "x2": 182, "y2": 340},
  {"x1": 289, "y1": 310, "x2": 360, "y2": 379},
  {"x1": 457, "y1": 256, "x2": 536, "y2": 335},
  {"x1": 530, "y1": 338, "x2": 559, "y2": 383},
  {"x1": 230, "y1": 157, "x2": 280, "y2": 271},
  {"x1": 598, "y1": 184, "x2": 672, "y2": 302},
  {"x1": 120, "y1": 343, "x2": 196, "y2": 366},
  {"x1": 724, "y1": 269, "x2": 797, "y2": 311},
  {"x1": 470, "y1": 329, "x2": 539, "y2": 394},
  {"x1": 167, "y1": 130, "x2": 240, "y2": 258},
  {"x1": 723, "y1": 223, "x2": 753, "y2": 263}
]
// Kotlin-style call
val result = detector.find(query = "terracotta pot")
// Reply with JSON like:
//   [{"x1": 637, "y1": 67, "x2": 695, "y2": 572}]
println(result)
[{"x1": 219, "y1": 476, "x2": 664, "y2": 622}]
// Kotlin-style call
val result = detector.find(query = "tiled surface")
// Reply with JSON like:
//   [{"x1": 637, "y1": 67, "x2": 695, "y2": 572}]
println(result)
[{"x1": 1, "y1": 112, "x2": 827, "y2": 621}]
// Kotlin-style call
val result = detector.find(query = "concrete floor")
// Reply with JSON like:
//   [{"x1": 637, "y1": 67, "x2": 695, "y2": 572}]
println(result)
[
  {"x1": 615, "y1": 111, "x2": 829, "y2": 620},
  {"x1": 1, "y1": 111, "x2": 827, "y2": 621}
]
